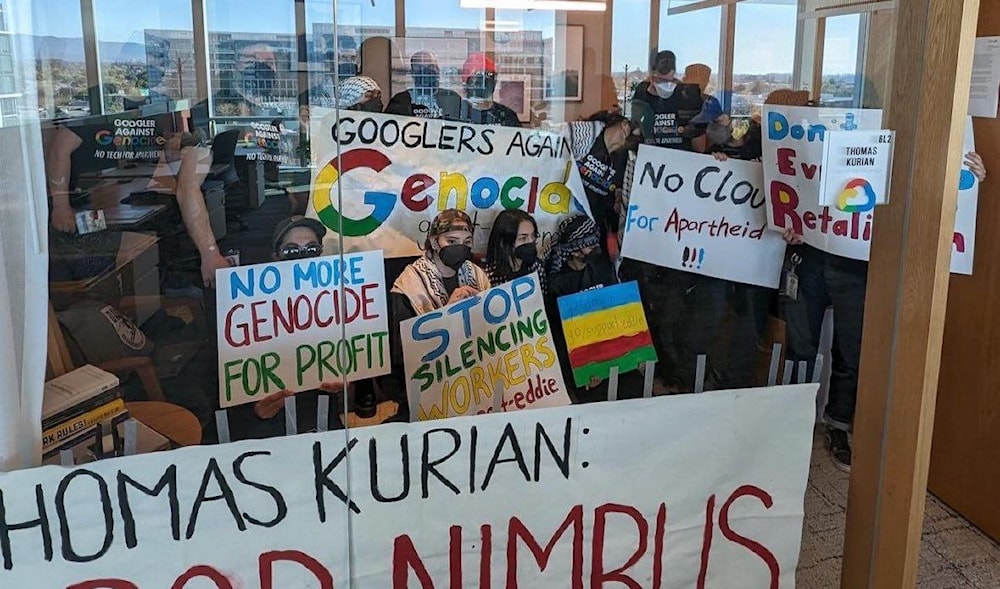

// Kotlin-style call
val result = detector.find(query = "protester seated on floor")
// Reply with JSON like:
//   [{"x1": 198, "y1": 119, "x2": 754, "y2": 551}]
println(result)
[
  {"x1": 544, "y1": 214, "x2": 645, "y2": 403},
  {"x1": 378, "y1": 209, "x2": 492, "y2": 418},
  {"x1": 228, "y1": 216, "x2": 347, "y2": 439},
  {"x1": 483, "y1": 209, "x2": 546, "y2": 293}
]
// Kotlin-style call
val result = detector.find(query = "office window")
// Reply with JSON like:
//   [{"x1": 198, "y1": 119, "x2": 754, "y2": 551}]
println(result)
[
  {"x1": 612, "y1": 0, "x2": 651, "y2": 115},
  {"x1": 493, "y1": 10, "x2": 553, "y2": 124},
  {"x1": 821, "y1": 14, "x2": 862, "y2": 107},
  {"x1": 94, "y1": 0, "x2": 197, "y2": 113},
  {"x1": 304, "y1": 0, "x2": 395, "y2": 108},
  {"x1": 659, "y1": 2, "x2": 722, "y2": 93},
  {"x1": 207, "y1": 0, "x2": 298, "y2": 117},
  {"x1": 394, "y1": 1, "x2": 486, "y2": 100},
  {"x1": 31, "y1": 0, "x2": 89, "y2": 118},
  {"x1": 732, "y1": 0, "x2": 797, "y2": 118}
]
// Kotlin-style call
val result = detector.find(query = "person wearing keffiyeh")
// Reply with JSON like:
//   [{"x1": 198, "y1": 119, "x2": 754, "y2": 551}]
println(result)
[
  {"x1": 379, "y1": 210, "x2": 491, "y2": 417},
  {"x1": 543, "y1": 213, "x2": 644, "y2": 403}
]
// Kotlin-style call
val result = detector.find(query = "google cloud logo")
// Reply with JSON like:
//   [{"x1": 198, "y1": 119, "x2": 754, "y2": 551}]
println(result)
[{"x1": 836, "y1": 178, "x2": 878, "y2": 213}]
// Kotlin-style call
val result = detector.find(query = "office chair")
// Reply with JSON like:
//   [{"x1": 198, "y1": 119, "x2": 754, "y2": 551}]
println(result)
[{"x1": 206, "y1": 128, "x2": 246, "y2": 232}]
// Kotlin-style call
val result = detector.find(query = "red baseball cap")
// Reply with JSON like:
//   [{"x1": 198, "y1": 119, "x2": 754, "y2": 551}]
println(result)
[{"x1": 461, "y1": 52, "x2": 497, "y2": 81}]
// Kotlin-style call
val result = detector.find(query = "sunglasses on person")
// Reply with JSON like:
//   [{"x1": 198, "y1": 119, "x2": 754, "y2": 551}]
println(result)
[{"x1": 278, "y1": 242, "x2": 322, "y2": 260}]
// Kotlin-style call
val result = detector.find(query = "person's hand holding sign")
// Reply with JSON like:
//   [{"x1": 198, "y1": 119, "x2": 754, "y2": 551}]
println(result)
[
  {"x1": 965, "y1": 152, "x2": 986, "y2": 183},
  {"x1": 254, "y1": 390, "x2": 295, "y2": 420},
  {"x1": 782, "y1": 228, "x2": 804, "y2": 246},
  {"x1": 448, "y1": 285, "x2": 480, "y2": 304}
]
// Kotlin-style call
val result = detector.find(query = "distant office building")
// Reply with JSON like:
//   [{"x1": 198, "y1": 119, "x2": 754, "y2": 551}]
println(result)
[{"x1": 0, "y1": 1, "x2": 22, "y2": 126}]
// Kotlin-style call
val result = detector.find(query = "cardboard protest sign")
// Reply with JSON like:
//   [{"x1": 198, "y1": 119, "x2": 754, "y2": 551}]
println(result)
[
  {"x1": 401, "y1": 273, "x2": 570, "y2": 420},
  {"x1": 952, "y1": 117, "x2": 980, "y2": 275},
  {"x1": 763, "y1": 105, "x2": 884, "y2": 260},
  {"x1": 622, "y1": 146, "x2": 787, "y2": 287},
  {"x1": 307, "y1": 111, "x2": 592, "y2": 258},
  {"x1": 0, "y1": 384, "x2": 818, "y2": 588},
  {"x1": 557, "y1": 281, "x2": 657, "y2": 387},
  {"x1": 215, "y1": 250, "x2": 389, "y2": 408}
]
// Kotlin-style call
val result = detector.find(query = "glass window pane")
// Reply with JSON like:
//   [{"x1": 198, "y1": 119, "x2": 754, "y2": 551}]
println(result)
[
  {"x1": 732, "y1": 0, "x2": 797, "y2": 118},
  {"x1": 93, "y1": 0, "x2": 197, "y2": 113},
  {"x1": 612, "y1": 0, "x2": 651, "y2": 117},
  {"x1": 821, "y1": 14, "x2": 861, "y2": 107},
  {"x1": 659, "y1": 1, "x2": 722, "y2": 93},
  {"x1": 207, "y1": 0, "x2": 298, "y2": 118},
  {"x1": 32, "y1": 0, "x2": 90, "y2": 119}
]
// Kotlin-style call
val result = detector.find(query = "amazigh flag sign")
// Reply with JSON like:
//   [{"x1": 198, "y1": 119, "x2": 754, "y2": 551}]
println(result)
[{"x1": 557, "y1": 281, "x2": 657, "y2": 387}]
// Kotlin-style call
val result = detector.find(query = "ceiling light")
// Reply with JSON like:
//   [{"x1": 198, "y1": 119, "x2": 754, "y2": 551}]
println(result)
[{"x1": 460, "y1": 1, "x2": 607, "y2": 12}]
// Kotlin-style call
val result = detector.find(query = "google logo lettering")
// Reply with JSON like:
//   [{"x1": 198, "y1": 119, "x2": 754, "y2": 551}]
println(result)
[
  {"x1": 836, "y1": 178, "x2": 878, "y2": 213},
  {"x1": 311, "y1": 147, "x2": 575, "y2": 237}
]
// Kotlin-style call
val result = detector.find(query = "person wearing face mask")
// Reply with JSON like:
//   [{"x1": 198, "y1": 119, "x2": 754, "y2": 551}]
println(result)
[
  {"x1": 456, "y1": 53, "x2": 521, "y2": 127},
  {"x1": 566, "y1": 111, "x2": 642, "y2": 256},
  {"x1": 385, "y1": 51, "x2": 464, "y2": 120},
  {"x1": 228, "y1": 216, "x2": 348, "y2": 439},
  {"x1": 630, "y1": 50, "x2": 706, "y2": 152},
  {"x1": 379, "y1": 210, "x2": 492, "y2": 417},
  {"x1": 544, "y1": 214, "x2": 644, "y2": 402},
  {"x1": 484, "y1": 209, "x2": 546, "y2": 292}
]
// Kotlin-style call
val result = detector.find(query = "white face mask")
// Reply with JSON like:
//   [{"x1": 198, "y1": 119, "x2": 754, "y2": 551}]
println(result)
[{"x1": 654, "y1": 81, "x2": 677, "y2": 98}]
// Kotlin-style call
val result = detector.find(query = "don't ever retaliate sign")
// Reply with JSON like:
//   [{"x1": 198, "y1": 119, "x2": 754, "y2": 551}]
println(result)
[
  {"x1": 401, "y1": 273, "x2": 571, "y2": 420},
  {"x1": 0, "y1": 384, "x2": 817, "y2": 588},
  {"x1": 216, "y1": 250, "x2": 390, "y2": 407}
]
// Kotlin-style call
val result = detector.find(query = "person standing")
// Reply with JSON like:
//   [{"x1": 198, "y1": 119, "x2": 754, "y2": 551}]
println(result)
[
  {"x1": 385, "y1": 51, "x2": 464, "y2": 120},
  {"x1": 483, "y1": 209, "x2": 545, "y2": 292},
  {"x1": 456, "y1": 53, "x2": 521, "y2": 127}
]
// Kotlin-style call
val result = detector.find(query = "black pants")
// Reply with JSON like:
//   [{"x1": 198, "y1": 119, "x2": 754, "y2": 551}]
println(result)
[
  {"x1": 624, "y1": 262, "x2": 728, "y2": 391},
  {"x1": 780, "y1": 249, "x2": 868, "y2": 431},
  {"x1": 723, "y1": 283, "x2": 774, "y2": 389}
]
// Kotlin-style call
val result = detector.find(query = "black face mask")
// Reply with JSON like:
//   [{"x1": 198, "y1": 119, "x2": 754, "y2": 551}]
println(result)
[
  {"x1": 584, "y1": 248, "x2": 604, "y2": 264},
  {"x1": 513, "y1": 243, "x2": 537, "y2": 267},
  {"x1": 624, "y1": 134, "x2": 642, "y2": 153},
  {"x1": 338, "y1": 62, "x2": 359, "y2": 78},
  {"x1": 352, "y1": 96, "x2": 383, "y2": 113},
  {"x1": 438, "y1": 244, "x2": 472, "y2": 270},
  {"x1": 412, "y1": 66, "x2": 440, "y2": 92},
  {"x1": 465, "y1": 72, "x2": 497, "y2": 100},
  {"x1": 240, "y1": 62, "x2": 276, "y2": 95}
]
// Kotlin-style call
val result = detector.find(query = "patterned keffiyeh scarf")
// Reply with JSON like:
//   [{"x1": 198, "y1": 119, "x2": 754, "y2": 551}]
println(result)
[
  {"x1": 545, "y1": 215, "x2": 601, "y2": 275},
  {"x1": 392, "y1": 254, "x2": 490, "y2": 315}
]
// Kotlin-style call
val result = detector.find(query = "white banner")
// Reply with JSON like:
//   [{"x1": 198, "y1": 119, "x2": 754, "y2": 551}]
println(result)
[
  {"x1": 0, "y1": 384, "x2": 817, "y2": 588},
  {"x1": 216, "y1": 251, "x2": 390, "y2": 408},
  {"x1": 952, "y1": 118, "x2": 980, "y2": 275},
  {"x1": 307, "y1": 112, "x2": 592, "y2": 257},
  {"x1": 622, "y1": 146, "x2": 787, "y2": 288},
  {"x1": 401, "y1": 273, "x2": 571, "y2": 420},
  {"x1": 763, "y1": 105, "x2": 884, "y2": 261}
]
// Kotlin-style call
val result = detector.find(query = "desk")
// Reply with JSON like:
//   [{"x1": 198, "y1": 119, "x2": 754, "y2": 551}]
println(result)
[
  {"x1": 82, "y1": 203, "x2": 168, "y2": 231},
  {"x1": 126, "y1": 401, "x2": 203, "y2": 446}
]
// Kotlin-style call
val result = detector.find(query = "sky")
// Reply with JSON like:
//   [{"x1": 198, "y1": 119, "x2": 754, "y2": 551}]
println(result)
[{"x1": 29, "y1": 0, "x2": 861, "y2": 75}]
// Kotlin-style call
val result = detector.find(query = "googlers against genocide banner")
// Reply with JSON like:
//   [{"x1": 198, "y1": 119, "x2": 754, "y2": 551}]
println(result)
[{"x1": 307, "y1": 111, "x2": 592, "y2": 257}]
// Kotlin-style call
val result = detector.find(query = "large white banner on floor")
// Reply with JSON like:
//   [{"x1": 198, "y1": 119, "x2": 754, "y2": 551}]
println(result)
[
  {"x1": 307, "y1": 111, "x2": 592, "y2": 257},
  {"x1": 622, "y1": 145, "x2": 787, "y2": 288},
  {"x1": 0, "y1": 384, "x2": 817, "y2": 588}
]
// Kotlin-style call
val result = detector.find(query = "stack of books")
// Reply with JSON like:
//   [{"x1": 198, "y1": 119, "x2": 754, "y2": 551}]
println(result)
[{"x1": 42, "y1": 365, "x2": 128, "y2": 459}]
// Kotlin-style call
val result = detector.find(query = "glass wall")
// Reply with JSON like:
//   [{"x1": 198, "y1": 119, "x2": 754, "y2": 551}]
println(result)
[{"x1": 732, "y1": 0, "x2": 797, "y2": 118}]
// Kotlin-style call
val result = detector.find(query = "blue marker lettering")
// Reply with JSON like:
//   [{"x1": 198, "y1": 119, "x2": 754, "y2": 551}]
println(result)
[{"x1": 414, "y1": 311, "x2": 449, "y2": 363}]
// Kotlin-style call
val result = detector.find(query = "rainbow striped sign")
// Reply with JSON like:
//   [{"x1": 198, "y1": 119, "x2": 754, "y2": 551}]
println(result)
[{"x1": 557, "y1": 281, "x2": 658, "y2": 387}]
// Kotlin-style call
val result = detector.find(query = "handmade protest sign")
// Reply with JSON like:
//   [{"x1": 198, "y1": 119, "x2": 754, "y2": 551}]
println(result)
[
  {"x1": 622, "y1": 145, "x2": 786, "y2": 287},
  {"x1": 0, "y1": 384, "x2": 817, "y2": 588},
  {"x1": 952, "y1": 117, "x2": 980, "y2": 275},
  {"x1": 763, "y1": 105, "x2": 884, "y2": 260},
  {"x1": 557, "y1": 281, "x2": 657, "y2": 387},
  {"x1": 215, "y1": 250, "x2": 389, "y2": 408},
  {"x1": 307, "y1": 111, "x2": 592, "y2": 257},
  {"x1": 401, "y1": 273, "x2": 570, "y2": 420}
]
